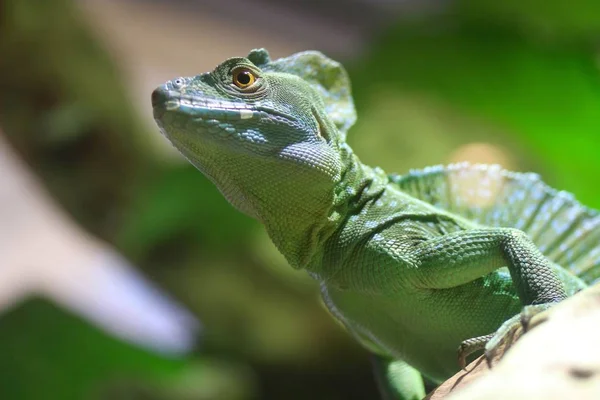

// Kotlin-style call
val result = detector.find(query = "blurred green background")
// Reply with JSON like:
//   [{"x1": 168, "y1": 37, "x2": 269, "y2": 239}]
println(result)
[{"x1": 1, "y1": 0, "x2": 599, "y2": 399}]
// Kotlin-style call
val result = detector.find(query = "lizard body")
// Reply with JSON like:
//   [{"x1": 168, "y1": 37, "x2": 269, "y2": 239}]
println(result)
[{"x1": 151, "y1": 49, "x2": 600, "y2": 399}]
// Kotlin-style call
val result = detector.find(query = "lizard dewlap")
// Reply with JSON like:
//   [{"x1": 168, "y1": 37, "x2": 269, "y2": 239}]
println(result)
[{"x1": 152, "y1": 48, "x2": 600, "y2": 399}]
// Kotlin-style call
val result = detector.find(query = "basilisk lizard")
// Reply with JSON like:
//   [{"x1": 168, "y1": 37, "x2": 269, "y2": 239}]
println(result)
[{"x1": 151, "y1": 49, "x2": 600, "y2": 399}]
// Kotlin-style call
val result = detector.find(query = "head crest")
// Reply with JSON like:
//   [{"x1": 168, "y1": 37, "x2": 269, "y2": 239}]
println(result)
[
  {"x1": 247, "y1": 48, "x2": 271, "y2": 67},
  {"x1": 248, "y1": 49, "x2": 357, "y2": 138}
]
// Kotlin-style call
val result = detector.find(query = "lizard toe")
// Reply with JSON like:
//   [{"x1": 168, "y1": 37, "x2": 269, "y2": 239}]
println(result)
[{"x1": 485, "y1": 304, "x2": 553, "y2": 367}]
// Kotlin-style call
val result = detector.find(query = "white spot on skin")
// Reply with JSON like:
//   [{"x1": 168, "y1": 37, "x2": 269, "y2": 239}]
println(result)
[
  {"x1": 166, "y1": 100, "x2": 180, "y2": 111},
  {"x1": 240, "y1": 110, "x2": 253, "y2": 120}
]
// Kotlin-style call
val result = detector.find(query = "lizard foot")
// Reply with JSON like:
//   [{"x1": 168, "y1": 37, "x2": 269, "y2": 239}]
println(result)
[{"x1": 484, "y1": 304, "x2": 552, "y2": 368}]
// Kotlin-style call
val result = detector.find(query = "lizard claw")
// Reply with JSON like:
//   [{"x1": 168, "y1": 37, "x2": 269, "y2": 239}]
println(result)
[
  {"x1": 457, "y1": 344, "x2": 468, "y2": 370},
  {"x1": 485, "y1": 350, "x2": 493, "y2": 369}
]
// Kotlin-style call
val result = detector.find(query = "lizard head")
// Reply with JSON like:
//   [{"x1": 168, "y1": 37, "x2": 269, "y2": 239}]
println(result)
[{"x1": 151, "y1": 49, "x2": 357, "y2": 222}]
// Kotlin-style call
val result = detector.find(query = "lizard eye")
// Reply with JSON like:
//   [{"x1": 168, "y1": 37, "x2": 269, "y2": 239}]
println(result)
[
  {"x1": 232, "y1": 67, "x2": 257, "y2": 89},
  {"x1": 172, "y1": 78, "x2": 185, "y2": 89}
]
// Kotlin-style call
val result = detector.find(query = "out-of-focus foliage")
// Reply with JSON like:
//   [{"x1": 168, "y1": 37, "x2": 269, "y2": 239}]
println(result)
[
  {"x1": 0, "y1": 299, "x2": 255, "y2": 400},
  {"x1": 1, "y1": 0, "x2": 600, "y2": 398},
  {"x1": 456, "y1": 0, "x2": 600, "y2": 40},
  {"x1": 0, "y1": 0, "x2": 150, "y2": 238},
  {"x1": 0, "y1": 298, "x2": 183, "y2": 400},
  {"x1": 350, "y1": 2, "x2": 600, "y2": 208}
]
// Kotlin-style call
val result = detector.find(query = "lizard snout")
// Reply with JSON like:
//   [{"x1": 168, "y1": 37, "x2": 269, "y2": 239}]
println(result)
[{"x1": 151, "y1": 86, "x2": 169, "y2": 108}]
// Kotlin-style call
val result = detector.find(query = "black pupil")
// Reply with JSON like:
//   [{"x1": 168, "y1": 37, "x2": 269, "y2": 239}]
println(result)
[{"x1": 237, "y1": 71, "x2": 251, "y2": 85}]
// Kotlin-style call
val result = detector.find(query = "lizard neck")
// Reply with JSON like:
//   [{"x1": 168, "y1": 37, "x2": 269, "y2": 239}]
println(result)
[
  {"x1": 261, "y1": 143, "x2": 388, "y2": 272},
  {"x1": 331, "y1": 144, "x2": 390, "y2": 225},
  {"x1": 306, "y1": 144, "x2": 389, "y2": 275}
]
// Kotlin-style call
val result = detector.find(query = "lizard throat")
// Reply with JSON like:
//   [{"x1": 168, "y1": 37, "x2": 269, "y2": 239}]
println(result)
[{"x1": 256, "y1": 145, "x2": 387, "y2": 273}]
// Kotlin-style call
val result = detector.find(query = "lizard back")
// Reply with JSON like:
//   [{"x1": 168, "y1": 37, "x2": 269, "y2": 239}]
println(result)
[{"x1": 390, "y1": 163, "x2": 600, "y2": 284}]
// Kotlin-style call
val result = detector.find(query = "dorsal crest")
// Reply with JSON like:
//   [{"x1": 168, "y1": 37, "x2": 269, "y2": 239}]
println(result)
[{"x1": 391, "y1": 163, "x2": 600, "y2": 284}]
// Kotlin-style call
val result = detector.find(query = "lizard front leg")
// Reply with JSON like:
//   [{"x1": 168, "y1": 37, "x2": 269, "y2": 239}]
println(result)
[
  {"x1": 410, "y1": 228, "x2": 566, "y2": 304},
  {"x1": 406, "y1": 227, "x2": 567, "y2": 364}
]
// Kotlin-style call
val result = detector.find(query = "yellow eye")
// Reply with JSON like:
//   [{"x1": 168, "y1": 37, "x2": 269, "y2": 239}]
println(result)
[{"x1": 232, "y1": 67, "x2": 257, "y2": 89}]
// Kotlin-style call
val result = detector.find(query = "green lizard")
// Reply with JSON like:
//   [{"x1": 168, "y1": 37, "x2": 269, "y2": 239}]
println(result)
[{"x1": 151, "y1": 49, "x2": 600, "y2": 399}]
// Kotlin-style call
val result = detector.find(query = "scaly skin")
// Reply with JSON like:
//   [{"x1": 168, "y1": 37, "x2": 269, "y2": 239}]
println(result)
[{"x1": 152, "y1": 49, "x2": 600, "y2": 399}]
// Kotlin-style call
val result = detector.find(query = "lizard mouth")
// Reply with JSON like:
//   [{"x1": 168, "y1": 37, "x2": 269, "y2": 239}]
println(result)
[
  {"x1": 152, "y1": 86, "x2": 258, "y2": 121},
  {"x1": 152, "y1": 86, "x2": 298, "y2": 125}
]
